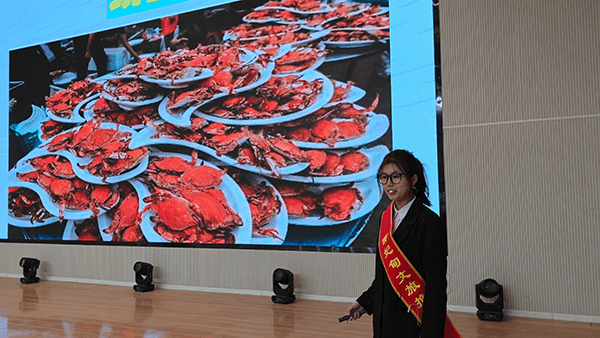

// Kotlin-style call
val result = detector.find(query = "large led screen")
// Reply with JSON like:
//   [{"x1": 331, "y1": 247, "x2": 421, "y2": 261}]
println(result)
[{"x1": 2, "y1": 0, "x2": 441, "y2": 251}]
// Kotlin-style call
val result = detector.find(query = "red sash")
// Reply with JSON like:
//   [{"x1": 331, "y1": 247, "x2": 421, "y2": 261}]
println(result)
[{"x1": 379, "y1": 203, "x2": 462, "y2": 338}]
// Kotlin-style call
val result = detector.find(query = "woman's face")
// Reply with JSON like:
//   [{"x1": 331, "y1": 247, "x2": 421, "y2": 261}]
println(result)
[{"x1": 379, "y1": 163, "x2": 417, "y2": 209}]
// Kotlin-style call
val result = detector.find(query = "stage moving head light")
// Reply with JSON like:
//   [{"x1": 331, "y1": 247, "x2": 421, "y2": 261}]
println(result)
[
  {"x1": 133, "y1": 261, "x2": 155, "y2": 293},
  {"x1": 19, "y1": 257, "x2": 41, "y2": 284},
  {"x1": 476, "y1": 278, "x2": 504, "y2": 321},
  {"x1": 272, "y1": 268, "x2": 296, "y2": 304}
]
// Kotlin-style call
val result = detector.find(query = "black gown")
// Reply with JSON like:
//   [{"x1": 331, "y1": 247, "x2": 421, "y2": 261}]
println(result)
[{"x1": 357, "y1": 199, "x2": 448, "y2": 338}]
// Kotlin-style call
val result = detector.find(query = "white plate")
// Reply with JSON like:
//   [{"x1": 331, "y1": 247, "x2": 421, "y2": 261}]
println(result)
[
  {"x1": 193, "y1": 70, "x2": 334, "y2": 126},
  {"x1": 53, "y1": 72, "x2": 76, "y2": 85},
  {"x1": 240, "y1": 172, "x2": 288, "y2": 245},
  {"x1": 279, "y1": 144, "x2": 389, "y2": 184},
  {"x1": 326, "y1": 80, "x2": 366, "y2": 106},
  {"x1": 268, "y1": 43, "x2": 293, "y2": 60},
  {"x1": 128, "y1": 123, "x2": 310, "y2": 178},
  {"x1": 290, "y1": 29, "x2": 330, "y2": 47},
  {"x1": 160, "y1": 62, "x2": 275, "y2": 127},
  {"x1": 291, "y1": 113, "x2": 389, "y2": 149},
  {"x1": 330, "y1": 24, "x2": 390, "y2": 31},
  {"x1": 129, "y1": 38, "x2": 143, "y2": 46},
  {"x1": 46, "y1": 103, "x2": 87, "y2": 124},
  {"x1": 8, "y1": 187, "x2": 59, "y2": 228},
  {"x1": 136, "y1": 151, "x2": 253, "y2": 244},
  {"x1": 81, "y1": 97, "x2": 147, "y2": 130},
  {"x1": 284, "y1": 177, "x2": 381, "y2": 226},
  {"x1": 255, "y1": 4, "x2": 334, "y2": 15},
  {"x1": 100, "y1": 92, "x2": 165, "y2": 111},
  {"x1": 8, "y1": 166, "x2": 119, "y2": 221},
  {"x1": 226, "y1": 25, "x2": 302, "y2": 42},
  {"x1": 242, "y1": 11, "x2": 282, "y2": 24},
  {"x1": 139, "y1": 68, "x2": 214, "y2": 89},
  {"x1": 323, "y1": 38, "x2": 388, "y2": 49},
  {"x1": 35, "y1": 123, "x2": 149, "y2": 185},
  {"x1": 72, "y1": 93, "x2": 102, "y2": 121}
]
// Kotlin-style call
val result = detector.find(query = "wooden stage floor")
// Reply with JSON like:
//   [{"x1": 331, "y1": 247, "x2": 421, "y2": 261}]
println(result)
[{"x1": 0, "y1": 278, "x2": 598, "y2": 337}]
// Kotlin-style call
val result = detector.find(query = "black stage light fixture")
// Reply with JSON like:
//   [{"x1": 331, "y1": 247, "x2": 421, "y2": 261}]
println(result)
[
  {"x1": 19, "y1": 257, "x2": 41, "y2": 284},
  {"x1": 271, "y1": 268, "x2": 296, "y2": 304},
  {"x1": 133, "y1": 261, "x2": 155, "y2": 292},
  {"x1": 476, "y1": 278, "x2": 504, "y2": 321}
]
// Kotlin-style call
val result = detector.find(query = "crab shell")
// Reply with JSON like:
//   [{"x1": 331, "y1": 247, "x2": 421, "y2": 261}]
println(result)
[{"x1": 319, "y1": 186, "x2": 363, "y2": 221}]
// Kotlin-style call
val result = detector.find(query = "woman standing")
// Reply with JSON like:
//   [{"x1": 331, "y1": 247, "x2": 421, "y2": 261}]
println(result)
[{"x1": 346, "y1": 150, "x2": 450, "y2": 338}]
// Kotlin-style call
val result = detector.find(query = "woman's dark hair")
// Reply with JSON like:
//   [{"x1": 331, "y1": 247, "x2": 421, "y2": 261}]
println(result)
[{"x1": 378, "y1": 149, "x2": 431, "y2": 206}]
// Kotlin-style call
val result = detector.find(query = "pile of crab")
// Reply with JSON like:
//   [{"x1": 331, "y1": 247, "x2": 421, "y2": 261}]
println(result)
[
  {"x1": 8, "y1": 187, "x2": 54, "y2": 224},
  {"x1": 224, "y1": 23, "x2": 302, "y2": 40},
  {"x1": 45, "y1": 79, "x2": 103, "y2": 118},
  {"x1": 164, "y1": 62, "x2": 267, "y2": 114},
  {"x1": 272, "y1": 45, "x2": 328, "y2": 75},
  {"x1": 103, "y1": 79, "x2": 160, "y2": 102},
  {"x1": 326, "y1": 29, "x2": 390, "y2": 42},
  {"x1": 70, "y1": 180, "x2": 144, "y2": 242},
  {"x1": 273, "y1": 181, "x2": 363, "y2": 222},
  {"x1": 304, "y1": 2, "x2": 372, "y2": 28},
  {"x1": 40, "y1": 119, "x2": 78, "y2": 140},
  {"x1": 321, "y1": 7, "x2": 389, "y2": 30},
  {"x1": 136, "y1": 153, "x2": 243, "y2": 244},
  {"x1": 86, "y1": 97, "x2": 160, "y2": 127},
  {"x1": 16, "y1": 155, "x2": 120, "y2": 220},
  {"x1": 197, "y1": 73, "x2": 323, "y2": 120},
  {"x1": 42, "y1": 119, "x2": 148, "y2": 181},
  {"x1": 264, "y1": 94, "x2": 379, "y2": 147},
  {"x1": 116, "y1": 45, "x2": 252, "y2": 81},
  {"x1": 262, "y1": 0, "x2": 327, "y2": 12},
  {"x1": 146, "y1": 120, "x2": 305, "y2": 177},
  {"x1": 101, "y1": 181, "x2": 144, "y2": 242},
  {"x1": 146, "y1": 117, "x2": 372, "y2": 179},
  {"x1": 228, "y1": 168, "x2": 283, "y2": 240}
]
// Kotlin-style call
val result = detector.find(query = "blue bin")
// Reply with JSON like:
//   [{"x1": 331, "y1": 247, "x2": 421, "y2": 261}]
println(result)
[{"x1": 11, "y1": 129, "x2": 42, "y2": 155}]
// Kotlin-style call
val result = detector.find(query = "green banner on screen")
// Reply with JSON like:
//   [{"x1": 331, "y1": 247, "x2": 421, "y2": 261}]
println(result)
[{"x1": 108, "y1": 0, "x2": 190, "y2": 19}]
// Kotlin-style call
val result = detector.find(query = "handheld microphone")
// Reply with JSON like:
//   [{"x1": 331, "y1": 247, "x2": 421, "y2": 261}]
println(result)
[{"x1": 338, "y1": 309, "x2": 366, "y2": 322}]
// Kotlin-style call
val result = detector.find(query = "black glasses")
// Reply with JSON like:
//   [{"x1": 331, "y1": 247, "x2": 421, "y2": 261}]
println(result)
[{"x1": 378, "y1": 172, "x2": 405, "y2": 184}]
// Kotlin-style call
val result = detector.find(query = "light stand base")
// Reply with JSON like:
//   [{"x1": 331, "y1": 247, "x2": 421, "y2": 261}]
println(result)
[
  {"x1": 20, "y1": 277, "x2": 40, "y2": 284},
  {"x1": 134, "y1": 284, "x2": 155, "y2": 292},
  {"x1": 477, "y1": 311, "x2": 503, "y2": 321},
  {"x1": 271, "y1": 294, "x2": 295, "y2": 304}
]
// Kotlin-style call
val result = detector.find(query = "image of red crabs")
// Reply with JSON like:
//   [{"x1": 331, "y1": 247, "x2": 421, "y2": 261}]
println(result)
[
  {"x1": 199, "y1": 73, "x2": 324, "y2": 120},
  {"x1": 102, "y1": 181, "x2": 144, "y2": 242},
  {"x1": 42, "y1": 120, "x2": 149, "y2": 181},
  {"x1": 8, "y1": 187, "x2": 54, "y2": 224},
  {"x1": 45, "y1": 79, "x2": 103, "y2": 118},
  {"x1": 16, "y1": 160, "x2": 120, "y2": 220},
  {"x1": 272, "y1": 181, "x2": 364, "y2": 222},
  {"x1": 137, "y1": 153, "x2": 245, "y2": 244},
  {"x1": 227, "y1": 168, "x2": 283, "y2": 241},
  {"x1": 267, "y1": 94, "x2": 379, "y2": 147},
  {"x1": 73, "y1": 218, "x2": 103, "y2": 241}
]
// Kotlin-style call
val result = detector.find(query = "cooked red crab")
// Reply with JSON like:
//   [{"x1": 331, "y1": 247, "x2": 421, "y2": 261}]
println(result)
[
  {"x1": 238, "y1": 181, "x2": 282, "y2": 240},
  {"x1": 16, "y1": 169, "x2": 119, "y2": 220},
  {"x1": 8, "y1": 187, "x2": 54, "y2": 224},
  {"x1": 319, "y1": 185, "x2": 363, "y2": 221}
]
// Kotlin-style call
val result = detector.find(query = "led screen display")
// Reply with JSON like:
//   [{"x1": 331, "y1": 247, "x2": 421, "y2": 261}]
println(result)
[{"x1": 2, "y1": 0, "x2": 440, "y2": 251}]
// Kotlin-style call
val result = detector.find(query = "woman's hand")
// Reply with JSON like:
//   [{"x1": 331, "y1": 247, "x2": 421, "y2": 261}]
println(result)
[{"x1": 345, "y1": 302, "x2": 365, "y2": 321}]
